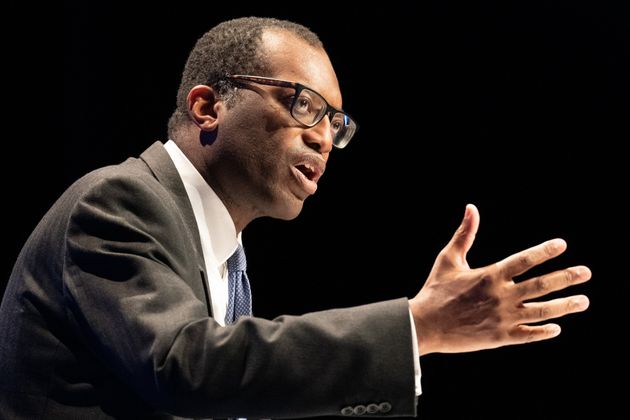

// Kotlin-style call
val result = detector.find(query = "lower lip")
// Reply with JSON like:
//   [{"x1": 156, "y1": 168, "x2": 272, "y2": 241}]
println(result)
[{"x1": 291, "y1": 166, "x2": 318, "y2": 196}]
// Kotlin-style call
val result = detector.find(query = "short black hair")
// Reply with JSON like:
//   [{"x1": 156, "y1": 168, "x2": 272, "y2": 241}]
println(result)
[{"x1": 167, "y1": 17, "x2": 323, "y2": 137}]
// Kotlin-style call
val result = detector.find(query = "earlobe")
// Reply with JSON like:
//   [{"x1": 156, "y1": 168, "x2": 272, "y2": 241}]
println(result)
[{"x1": 187, "y1": 85, "x2": 220, "y2": 131}]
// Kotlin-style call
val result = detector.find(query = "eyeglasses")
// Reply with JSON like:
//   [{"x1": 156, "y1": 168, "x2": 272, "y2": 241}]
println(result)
[{"x1": 217, "y1": 75, "x2": 358, "y2": 149}]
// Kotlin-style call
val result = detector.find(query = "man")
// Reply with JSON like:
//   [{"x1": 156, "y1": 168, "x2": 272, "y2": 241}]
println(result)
[{"x1": 0, "y1": 17, "x2": 590, "y2": 419}]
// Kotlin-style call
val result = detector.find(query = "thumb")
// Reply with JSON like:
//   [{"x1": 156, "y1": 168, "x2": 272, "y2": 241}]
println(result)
[{"x1": 448, "y1": 204, "x2": 480, "y2": 265}]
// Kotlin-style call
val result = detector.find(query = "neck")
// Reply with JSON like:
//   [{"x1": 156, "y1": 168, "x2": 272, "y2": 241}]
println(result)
[
  {"x1": 172, "y1": 133, "x2": 260, "y2": 234},
  {"x1": 207, "y1": 180, "x2": 260, "y2": 233}
]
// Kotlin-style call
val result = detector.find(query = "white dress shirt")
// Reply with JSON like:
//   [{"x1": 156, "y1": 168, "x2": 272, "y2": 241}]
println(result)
[
  {"x1": 164, "y1": 140, "x2": 238, "y2": 326},
  {"x1": 163, "y1": 140, "x2": 421, "y2": 394}
]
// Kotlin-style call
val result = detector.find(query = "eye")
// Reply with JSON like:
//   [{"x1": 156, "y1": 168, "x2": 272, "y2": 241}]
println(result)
[
  {"x1": 293, "y1": 95, "x2": 313, "y2": 115},
  {"x1": 331, "y1": 115, "x2": 345, "y2": 133}
]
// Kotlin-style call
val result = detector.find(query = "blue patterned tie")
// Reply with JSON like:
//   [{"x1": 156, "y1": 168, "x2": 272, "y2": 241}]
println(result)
[{"x1": 225, "y1": 244, "x2": 252, "y2": 325}]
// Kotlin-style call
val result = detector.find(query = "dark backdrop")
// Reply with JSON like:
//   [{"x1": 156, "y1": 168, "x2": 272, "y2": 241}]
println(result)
[{"x1": 4, "y1": 0, "x2": 629, "y2": 418}]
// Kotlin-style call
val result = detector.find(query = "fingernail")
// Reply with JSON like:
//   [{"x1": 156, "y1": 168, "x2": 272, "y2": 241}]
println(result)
[
  {"x1": 549, "y1": 325, "x2": 561, "y2": 335},
  {"x1": 571, "y1": 296, "x2": 589, "y2": 310},
  {"x1": 575, "y1": 266, "x2": 592, "y2": 280},
  {"x1": 572, "y1": 266, "x2": 591, "y2": 281}
]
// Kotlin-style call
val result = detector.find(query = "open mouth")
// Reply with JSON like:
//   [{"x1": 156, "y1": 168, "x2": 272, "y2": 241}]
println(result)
[
  {"x1": 295, "y1": 163, "x2": 319, "y2": 182},
  {"x1": 291, "y1": 156, "x2": 325, "y2": 196}
]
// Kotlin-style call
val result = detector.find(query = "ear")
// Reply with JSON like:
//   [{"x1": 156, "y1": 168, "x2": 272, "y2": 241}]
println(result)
[{"x1": 186, "y1": 85, "x2": 222, "y2": 131}]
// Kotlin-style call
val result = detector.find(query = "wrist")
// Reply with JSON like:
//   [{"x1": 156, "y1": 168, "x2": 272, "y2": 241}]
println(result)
[{"x1": 409, "y1": 297, "x2": 438, "y2": 356}]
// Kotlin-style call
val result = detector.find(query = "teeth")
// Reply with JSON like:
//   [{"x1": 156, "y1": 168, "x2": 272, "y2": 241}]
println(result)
[{"x1": 295, "y1": 160, "x2": 323, "y2": 182}]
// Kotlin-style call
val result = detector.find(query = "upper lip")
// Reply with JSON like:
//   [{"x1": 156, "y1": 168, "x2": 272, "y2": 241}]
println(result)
[{"x1": 293, "y1": 153, "x2": 326, "y2": 184}]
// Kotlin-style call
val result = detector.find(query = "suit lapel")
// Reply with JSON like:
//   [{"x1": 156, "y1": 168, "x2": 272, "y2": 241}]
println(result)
[{"x1": 139, "y1": 141, "x2": 213, "y2": 317}]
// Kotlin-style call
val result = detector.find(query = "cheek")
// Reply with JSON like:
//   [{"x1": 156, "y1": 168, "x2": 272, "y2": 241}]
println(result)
[
  {"x1": 223, "y1": 104, "x2": 301, "y2": 176},
  {"x1": 245, "y1": 115, "x2": 298, "y2": 164},
  {"x1": 250, "y1": 133, "x2": 291, "y2": 176}
]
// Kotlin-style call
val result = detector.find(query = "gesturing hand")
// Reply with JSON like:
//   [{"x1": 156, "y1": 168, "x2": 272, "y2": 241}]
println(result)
[{"x1": 409, "y1": 204, "x2": 591, "y2": 355}]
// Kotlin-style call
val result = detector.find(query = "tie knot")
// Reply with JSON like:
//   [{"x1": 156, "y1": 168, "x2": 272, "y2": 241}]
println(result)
[{"x1": 227, "y1": 244, "x2": 247, "y2": 272}]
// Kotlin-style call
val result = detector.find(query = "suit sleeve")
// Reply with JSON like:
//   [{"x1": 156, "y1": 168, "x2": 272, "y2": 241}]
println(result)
[{"x1": 62, "y1": 175, "x2": 417, "y2": 419}]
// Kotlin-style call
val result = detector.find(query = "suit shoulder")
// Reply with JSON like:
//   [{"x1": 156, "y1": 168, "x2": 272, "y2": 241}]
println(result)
[
  {"x1": 65, "y1": 156, "x2": 173, "y2": 206},
  {"x1": 47, "y1": 154, "x2": 182, "y2": 232},
  {"x1": 72, "y1": 156, "x2": 159, "y2": 194}
]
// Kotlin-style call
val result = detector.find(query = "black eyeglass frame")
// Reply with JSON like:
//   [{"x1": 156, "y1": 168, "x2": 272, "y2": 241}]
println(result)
[{"x1": 211, "y1": 74, "x2": 358, "y2": 148}]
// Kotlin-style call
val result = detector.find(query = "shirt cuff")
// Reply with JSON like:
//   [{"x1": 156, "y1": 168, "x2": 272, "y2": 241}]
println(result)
[{"x1": 408, "y1": 307, "x2": 422, "y2": 396}]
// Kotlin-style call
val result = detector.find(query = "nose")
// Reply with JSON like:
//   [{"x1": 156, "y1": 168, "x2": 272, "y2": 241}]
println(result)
[{"x1": 302, "y1": 115, "x2": 333, "y2": 154}]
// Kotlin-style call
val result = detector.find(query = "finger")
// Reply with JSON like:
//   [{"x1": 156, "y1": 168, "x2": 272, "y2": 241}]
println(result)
[
  {"x1": 509, "y1": 323, "x2": 562, "y2": 344},
  {"x1": 515, "y1": 266, "x2": 592, "y2": 300},
  {"x1": 519, "y1": 295, "x2": 590, "y2": 323},
  {"x1": 446, "y1": 204, "x2": 480, "y2": 266},
  {"x1": 497, "y1": 238, "x2": 567, "y2": 278}
]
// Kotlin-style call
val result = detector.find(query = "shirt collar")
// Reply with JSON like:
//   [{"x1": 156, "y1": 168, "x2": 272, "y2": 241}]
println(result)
[{"x1": 163, "y1": 140, "x2": 240, "y2": 266}]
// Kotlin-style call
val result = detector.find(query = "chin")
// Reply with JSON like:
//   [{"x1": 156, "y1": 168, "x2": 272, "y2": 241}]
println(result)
[
  {"x1": 274, "y1": 204, "x2": 304, "y2": 221},
  {"x1": 269, "y1": 197, "x2": 305, "y2": 221},
  {"x1": 258, "y1": 185, "x2": 308, "y2": 220}
]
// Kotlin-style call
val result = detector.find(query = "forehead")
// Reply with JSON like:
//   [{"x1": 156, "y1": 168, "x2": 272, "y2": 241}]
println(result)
[{"x1": 260, "y1": 29, "x2": 343, "y2": 109}]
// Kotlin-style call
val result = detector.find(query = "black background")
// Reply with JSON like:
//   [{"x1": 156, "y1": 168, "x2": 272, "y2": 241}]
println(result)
[{"x1": 4, "y1": 0, "x2": 629, "y2": 418}]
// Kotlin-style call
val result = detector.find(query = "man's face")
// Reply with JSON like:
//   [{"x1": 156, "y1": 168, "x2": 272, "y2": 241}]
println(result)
[{"x1": 215, "y1": 29, "x2": 343, "y2": 221}]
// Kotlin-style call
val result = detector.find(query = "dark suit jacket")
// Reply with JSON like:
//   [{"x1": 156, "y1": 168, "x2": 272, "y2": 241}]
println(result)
[{"x1": 0, "y1": 142, "x2": 416, "y2": 419}]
